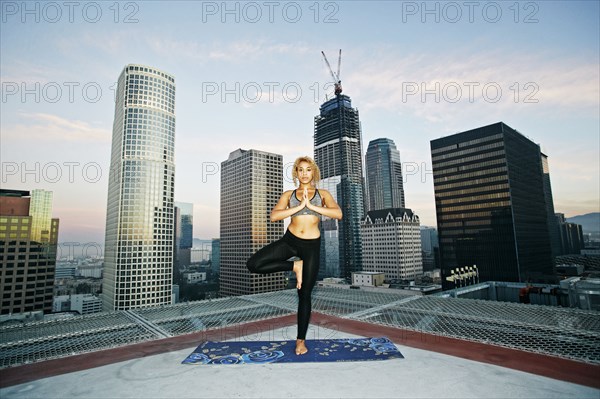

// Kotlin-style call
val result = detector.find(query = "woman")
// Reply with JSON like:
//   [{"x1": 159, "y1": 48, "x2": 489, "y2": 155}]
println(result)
[{"x1": 246, "y1": 156, "x2": 342, "y2": 355}]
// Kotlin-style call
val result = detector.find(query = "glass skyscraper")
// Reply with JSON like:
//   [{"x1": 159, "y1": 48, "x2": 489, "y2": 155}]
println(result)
[
  {"x1": 365, "y1": 138, "x2": 405, "y2": 211},
  {"x1": 314, "y1": 94, "x2": 365, "y2": 280},
  {"x1": 0, "y1": 189, "x2": 59, "y2": 315},
  {"x1": 420, "y1": 226, "x2": 440, "y2": 271},
  {"x1": 173, "y1": 202, "x2": 193, "y2": 287},
  {"x1": 175, "y1": 202, "x2": 193, "y2": 250},
  {"x1": 211, "y1": 238, "x2": 220, "y2": 275},
  {"x1": 29, "y1": 189, "x2": 54, "y2": 244},
  {"x1": 103, "y1": 64, "x2": 176, "y2": 311},
  {"x1": 220, "y1": 149, "x2": 284, "y2": 296},
  {"x1": 317, "y1": 176, "x2": 341, "y2": 279},
  {"x1": 431, "y1": 122, "x2": 556, "y2": 289}
]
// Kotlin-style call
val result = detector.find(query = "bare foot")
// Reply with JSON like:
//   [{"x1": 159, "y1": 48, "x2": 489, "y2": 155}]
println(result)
[
  {"x1": 296, "y1": 339, "x2": 308, "y2": 355},
  {"x1": 293, "y1": 259, "x2": 303, "y2": 289}
]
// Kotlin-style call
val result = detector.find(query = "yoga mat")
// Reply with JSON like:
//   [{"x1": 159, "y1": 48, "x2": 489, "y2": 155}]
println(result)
[{"x1": 182, "y1": 337, "x2": 403, "y2": 364}]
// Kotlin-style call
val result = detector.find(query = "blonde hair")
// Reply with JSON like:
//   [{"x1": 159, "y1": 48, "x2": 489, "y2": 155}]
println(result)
[{"x1": 292, "y1": 156, "x2": 321, "y2": 186}]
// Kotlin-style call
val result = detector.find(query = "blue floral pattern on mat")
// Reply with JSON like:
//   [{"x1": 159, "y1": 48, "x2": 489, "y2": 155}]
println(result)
[
  {"x1": 182, "y1": 337, "x2": 403, "y2": 365},
  {"x1": 240, "y1": 350, "x2": 285, "y2": 364}
]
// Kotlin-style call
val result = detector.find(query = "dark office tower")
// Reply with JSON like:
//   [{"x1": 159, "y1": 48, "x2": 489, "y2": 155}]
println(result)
[
  {"x1": 220, "y1": 149, "x2": 284, "y2": 296},
  {"x1": 431, "y1": 122, "x2": 555, "y2": 289},
  {"x1": 176, "y1": 202, "x2": 193, "y2": 250},
  {"x1": 103, "y1": 64, "x2": 176, "y2": 311},
  {"x1": 365, "y1": 138, "x2": 405, "y2": 211},
  {"x1": 420, "y1": 226, "x2": 440, "y2": 271},
  {"x1": 541, "y1": 154, "x2": 561, "y2": 257},
  {"x1": 211, "y1": 238, "x2": 220, "y2": 275},
  {"x1": 172, "y1": 203, "x2": 193, "y2": 287},
  {"x1": 314, "y1": 94, "x2": 365, "y2": 280},
  {"x1": 0, "y1": 189, "x2": 59, "y2": 315},
  {"x1": 174, "y1": 202, "x2": 193, "y2": 269},
  {"x1": 173, "y1": 205, "x2": 182, "y2": 287}
]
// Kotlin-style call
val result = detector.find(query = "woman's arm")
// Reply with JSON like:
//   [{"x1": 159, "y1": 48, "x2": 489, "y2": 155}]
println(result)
[
  {"x1": 270, "y1": 190, "x2": 304, "y2": 222},
  {"x1": 306, "y1": 189, "x2": 343, "y2": 220}
]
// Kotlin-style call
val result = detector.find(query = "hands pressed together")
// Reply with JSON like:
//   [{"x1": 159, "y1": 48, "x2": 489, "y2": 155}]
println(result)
[{"x1": 300, "y1": 187, "x2": 312, "y2": 210}]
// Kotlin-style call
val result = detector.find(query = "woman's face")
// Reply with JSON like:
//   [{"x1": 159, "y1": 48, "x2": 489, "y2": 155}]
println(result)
[{"x1": 297, "y1": 161, "x2": 314, "y2": 184}]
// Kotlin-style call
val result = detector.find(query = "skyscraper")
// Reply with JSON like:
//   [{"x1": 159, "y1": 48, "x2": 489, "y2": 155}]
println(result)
[
  {"x1": 541, "y1": 153, "x2": 561, "y2": 257},
  {"x1": 317, "y1": 176, "x2": 341, "y2": 279},
  {"x1": 431, "y1": 122, "x2": 555, "y2": 289},
  {"x1": 174, "y1": 202, "x2": 193, "y2": 271},
  {"x1": 420, "y1": 226, "x2": 440, "y2": 271},
  {"x1": 29, "y1": 189, "x2": 54, "y2": 244},
  {"x1": 0, "y1": 189, "x2": 59, "y2": 315},
  {"x1": 314, "y1": 94, "x2": 365, "y2": 280},
  {"x1": 211, "y1": 238, "x2": 220, "y2": 275},
  {"x1": 175, "y1": 202, "x2": 193, "y2": 250},
  {"x1": 103, "y1": 64, "x2": 176, "y2": 311},
  {"x1": 220, "y1": 149, "x2": 284, "y2": 296},
  {"x1": 365, "y1": 138, "x2": 405, "y2": 211}
]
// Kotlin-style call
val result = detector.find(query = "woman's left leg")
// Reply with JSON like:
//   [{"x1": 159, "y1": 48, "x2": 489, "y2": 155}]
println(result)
[{"x1": 246, "y1": 237, "x2": 296, "y2": 274}]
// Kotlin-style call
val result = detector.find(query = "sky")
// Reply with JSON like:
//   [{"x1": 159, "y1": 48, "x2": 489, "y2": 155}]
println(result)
[{"x1": 1, "y1": 0, "x2": 599, "y2": 251}]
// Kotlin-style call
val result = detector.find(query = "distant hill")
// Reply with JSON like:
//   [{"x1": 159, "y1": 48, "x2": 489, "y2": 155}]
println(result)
[{"x1": 566, "y1": 213, "x2": 600, "y2": 233}]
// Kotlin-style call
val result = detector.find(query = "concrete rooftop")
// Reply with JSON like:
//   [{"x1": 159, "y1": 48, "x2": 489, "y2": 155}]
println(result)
[{"x1": 1, "y1": 287, "x2": 599, "y2": 398}]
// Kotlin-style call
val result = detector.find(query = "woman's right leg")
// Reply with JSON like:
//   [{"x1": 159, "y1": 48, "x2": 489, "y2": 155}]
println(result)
[{"x1": 246, "y1": 237, "x2": 297, "y2": 274}]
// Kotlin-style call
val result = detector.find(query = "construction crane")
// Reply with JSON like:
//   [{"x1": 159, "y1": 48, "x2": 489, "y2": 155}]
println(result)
[{"x1": 321, "y1": 49, "x2": 342, "y2": 96}]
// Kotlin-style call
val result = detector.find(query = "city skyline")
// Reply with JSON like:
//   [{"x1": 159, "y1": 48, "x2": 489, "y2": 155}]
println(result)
[{"x1": 1, "y1": 1, "x2": 598, "y2": 247}]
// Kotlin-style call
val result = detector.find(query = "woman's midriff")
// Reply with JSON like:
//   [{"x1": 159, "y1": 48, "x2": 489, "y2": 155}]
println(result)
[{"x1": 288, "y1": 214, "x2": 321, "y2": 239}]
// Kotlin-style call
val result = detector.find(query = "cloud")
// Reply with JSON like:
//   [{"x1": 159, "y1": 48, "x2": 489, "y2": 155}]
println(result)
[
  {"x1": 346, "y1": 48, "x2": 599, "y2": 122},
  {"x1": 55, "y1": 30, "x2": 138, "y2": 58},
  {"x1": 3, "y1": 112, "x2": 111, "y2": 143},
  {"x1": 147, "y1": 38, "x2": 311, "y2": 64},
  {"x1": 0, "y1": 61, "x2": 59, "y2": 84}
]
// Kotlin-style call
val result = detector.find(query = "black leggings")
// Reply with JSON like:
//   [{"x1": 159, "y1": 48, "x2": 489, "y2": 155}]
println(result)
[{"x1": 246, "y1": 229, "x2": 321, "y2": 340}]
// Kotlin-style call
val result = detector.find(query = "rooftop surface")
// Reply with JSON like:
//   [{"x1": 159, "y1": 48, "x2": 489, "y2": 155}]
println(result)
[{"x1": 1, "y1": 287, "x2": 599, "y2": 398}]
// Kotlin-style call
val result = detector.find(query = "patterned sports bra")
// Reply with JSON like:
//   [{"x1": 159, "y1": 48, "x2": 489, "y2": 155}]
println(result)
[{"x1": 289, "y1": 189, "x2": 322, "y2": 218}]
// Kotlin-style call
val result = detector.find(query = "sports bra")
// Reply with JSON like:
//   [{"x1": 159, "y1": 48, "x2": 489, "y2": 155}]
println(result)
[{"x1": 289, "y1": 189, "x2": 322, "y2": 218}]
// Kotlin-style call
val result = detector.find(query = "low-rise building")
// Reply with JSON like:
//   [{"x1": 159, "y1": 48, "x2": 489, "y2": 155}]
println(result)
[
  {"x1": 361, "y1": 208, "x2": 423, "y2": 280},
  {"x1": 352, "y1": 272, "x2": 385, "y2": 287}
]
